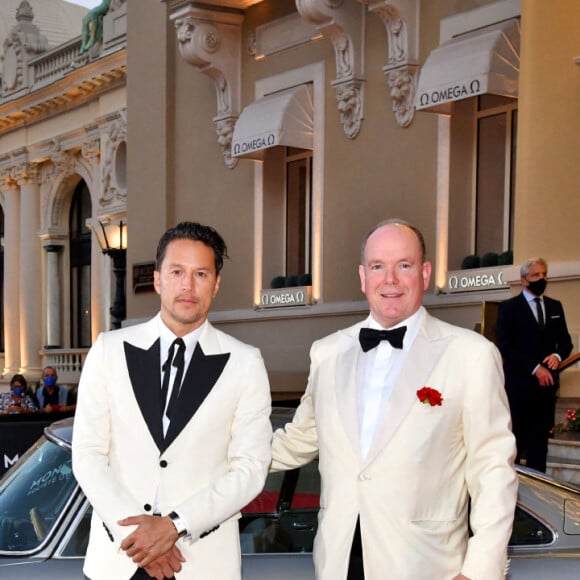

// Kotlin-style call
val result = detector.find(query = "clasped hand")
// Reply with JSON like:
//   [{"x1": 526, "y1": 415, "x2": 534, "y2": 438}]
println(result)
[
  {"x1": 534, "y1": 354, "x2": 559, "y2": 387},
  {"x1": 119, "y1": 514, "x2": 185, "y2": 579}
]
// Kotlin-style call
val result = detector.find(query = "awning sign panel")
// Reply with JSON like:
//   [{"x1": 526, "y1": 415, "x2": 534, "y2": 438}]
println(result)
[
  {"x1": 232, "y1": 84, "x2": 313, "y2": 159},
  {"x1": 416, "y1": 19, "x2": 520, "y2": 113}
]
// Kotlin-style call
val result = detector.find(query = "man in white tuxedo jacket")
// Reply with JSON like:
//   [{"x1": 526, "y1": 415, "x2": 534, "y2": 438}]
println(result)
[
  {"x1": 72, "y1": 222, "x2": 272, "y2": 580},
  {"x1": 271, "y1": 219, "x2": 517, "y2": 580}
]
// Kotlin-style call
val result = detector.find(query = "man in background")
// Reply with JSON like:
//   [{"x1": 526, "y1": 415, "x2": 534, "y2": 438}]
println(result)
[
  {"x1": 35, "y1": 366, "x2": 75, "y2": 413},
  {"x1": 497, "y1": 257, "x2": 573, "y2": 472}
]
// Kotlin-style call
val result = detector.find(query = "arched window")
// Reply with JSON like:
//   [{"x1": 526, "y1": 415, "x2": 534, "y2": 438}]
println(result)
[{"x1": 69, "y1": 182, "x2": 91, "y2": 348}]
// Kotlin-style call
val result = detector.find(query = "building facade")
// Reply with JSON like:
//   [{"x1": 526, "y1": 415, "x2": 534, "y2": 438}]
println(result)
[
  {"x1": 0, "y1": 0, "x2": 127, "y2": 386},
  {"x1": 1, "y1": 0, "x2": 578, "y2": 397}
]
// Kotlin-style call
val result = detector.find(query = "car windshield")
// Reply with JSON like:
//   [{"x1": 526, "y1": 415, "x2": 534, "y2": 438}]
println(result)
[{"x1": 0, "y1": 436, "x2": 77, "y2": 553}]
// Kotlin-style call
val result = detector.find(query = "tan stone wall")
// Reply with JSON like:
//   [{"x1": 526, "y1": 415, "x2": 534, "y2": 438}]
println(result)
[
  {"x1": 515, "y1": 0, "x2": 580, "y2": 330},
  {"x1": 124, "y1": 0, "x2": 580, "y2": 391}
]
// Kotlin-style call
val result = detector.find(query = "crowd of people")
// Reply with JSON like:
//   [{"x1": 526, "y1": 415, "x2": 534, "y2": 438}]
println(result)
[{"x1": 0, "y1": 366, "x2": 76, "y2": 416}]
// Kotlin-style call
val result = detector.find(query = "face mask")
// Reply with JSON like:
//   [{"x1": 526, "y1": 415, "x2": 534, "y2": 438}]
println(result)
[
  {"x1": 527, "y1": 278, "x2": 547, "y2": 296},
  {"x1": 12, "y1": 387, "x2": 23, "y2": 396},
  {"x1": 44, "y1": 376, "x2": 57, "y2": 388}
]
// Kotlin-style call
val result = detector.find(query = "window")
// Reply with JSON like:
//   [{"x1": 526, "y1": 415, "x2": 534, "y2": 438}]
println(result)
[
  {"x1": 475, "y1": 95, "x2": 518, "y2": 257},
  {"x1": 252, "y1": 64, "x2": 324, "y2": 303},
  {"x1": 447, "y1": 95, "x2": 517, "y2": 270},
  {"x1": 262, "y1": 146, "x2": 313, "y2": 289},
  {"x1": 509, "y1": 506, "x2": 553, "y2": 546},
  {"x1": 285, "y1": 148, "x2": 312, "y2": 282},
  {"x1": 69, "y1": 182, "x2": 91, "y2": 348}
]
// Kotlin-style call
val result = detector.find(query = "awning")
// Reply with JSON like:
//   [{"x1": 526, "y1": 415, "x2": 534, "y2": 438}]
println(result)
[
  {"x1": 415, "y1": 19, "x2": 520, "y2": 113},
  {"x1": 232, "y1": 84, "x2": 313, "y2": 160}
]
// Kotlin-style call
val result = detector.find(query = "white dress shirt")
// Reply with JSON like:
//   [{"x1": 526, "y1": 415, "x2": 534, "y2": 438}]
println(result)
[
  {"x1": 523, "y1": 288, "x2": 544, "y2": 324},
  {"x1": 159, "y1": 317, "x2": 204, "y2": 436},
  {"x1": 357, "y1": 307, "x2": 425, "y2": 458},
  {"x1": 155, "y1": 316, "x2": 206, "y2": 534}
]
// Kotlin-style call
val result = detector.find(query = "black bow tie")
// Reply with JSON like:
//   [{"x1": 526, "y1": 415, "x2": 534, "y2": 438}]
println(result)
[{"x1": 359, "y1": 326, "x2": 407, "y2": 352}]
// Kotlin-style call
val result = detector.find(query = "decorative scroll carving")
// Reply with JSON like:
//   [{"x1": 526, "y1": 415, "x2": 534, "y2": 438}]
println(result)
[
  {"x1": 358, "y1": 0, "x2": 419, "y2": 128},
  {"x1": 101, "y1": 114, "x2": 127, "y2": 206},
  {"x1": 170, "y1": 5, "x2": 243, "y2": 169},
  {"x1": 297, "y1": 0, "x2": 365, "y2": 139},
  {"x1": 2, "y1": 0, "x2": 49, "y2": 95}
]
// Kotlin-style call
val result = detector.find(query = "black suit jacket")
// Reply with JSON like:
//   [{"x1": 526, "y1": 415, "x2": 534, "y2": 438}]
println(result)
[{"x1": 497, "y1": 292, "x2": 573, "y2": 391}]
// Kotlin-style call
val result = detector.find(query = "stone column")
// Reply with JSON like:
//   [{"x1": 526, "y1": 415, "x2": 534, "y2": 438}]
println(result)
[
  {"x1": 1, "y1": 179, "x2": 20, "y2": 376},
  {"x1": 17, "y1": 163, "x2": 42, "y2": 378},
  {"x1": 44, "y1": 244, "x2": 63, "y2": 348}
]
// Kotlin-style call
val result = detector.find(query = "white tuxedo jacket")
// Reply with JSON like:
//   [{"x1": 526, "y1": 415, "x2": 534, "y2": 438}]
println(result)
[
  {"x1": 72, "y1": 315, "x2": 272, "y2": 579},
  {"x1": 272, "y1": 311, "x2": 517, "y2": 580}
]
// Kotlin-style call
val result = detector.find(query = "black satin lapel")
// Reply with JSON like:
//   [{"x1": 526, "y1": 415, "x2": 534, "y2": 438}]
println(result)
[
  {"x1": 163, "y1": 343, "x2": 230, "y2": 449},
  {"x1": 124, "y1": 339, "x2": 164, "y2": 450}
]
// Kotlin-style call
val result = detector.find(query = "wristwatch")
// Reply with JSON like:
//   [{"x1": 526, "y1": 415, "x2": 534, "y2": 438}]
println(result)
[{"x1": 168, "y1": 511, "x2": 188, "y2": 538}]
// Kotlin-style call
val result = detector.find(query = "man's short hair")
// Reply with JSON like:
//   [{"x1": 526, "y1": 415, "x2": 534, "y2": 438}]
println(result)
[
  {"x1": 155, "y1": 221, "x2": 229, "y2": 274},
  {"x1": 360, "y1": 218, "x2": 427, "y2": 264},
  {"x1": 42, "y1": 366, "x2": 58, "y2": 378},
  {"x1": 520, "y1": 257, "x2": 547, "y2": 278}
]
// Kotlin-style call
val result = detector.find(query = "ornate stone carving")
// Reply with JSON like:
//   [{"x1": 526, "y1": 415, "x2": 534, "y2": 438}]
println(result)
[
  {"x1": 82, "y1": 138, "x2": 101, "y2": 164},
  {"x1": 386, "y1": 67, "x2": 417, "y2": 128},
  {"x1": 0, "y1": 167, "x2": 18, "y2": 193},
  {"x1": 170, "y1": 5, "x2": 243, "y2": 168},
  {"x1": 1, "y1": 0, "x2": 49, "y2": 95},
  {"x1": 333, "y1": 78, "x2": 364, "y2": 139},
  {"x1": 296, "y1": 0, "x2": 365, "y2": 139},
  {"x1": 48, "y1": 140, "x2": 76, "y2": 177},
  {"x1": 13, "y1": 161, "x2": 39, "y2": 186},
  {"x1": 101, "y1": 114, "x2": 127, "y2": 205},
  {"x1": 358, "y1": 0, "x2": 419, "y2": 128},
  {"x1": 215, "y1": 116, "x2": 237, "y2": 169}
]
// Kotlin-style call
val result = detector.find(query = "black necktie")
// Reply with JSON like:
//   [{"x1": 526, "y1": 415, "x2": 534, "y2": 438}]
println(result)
[
  {"x1": 161, "y1": 338, "x2": 186, "y2": 421},
  {"x1": 534, "y1": 297, "x2": 545, "y2": 329},
  {"x1": 359, "y1": 326, "x2": 407, "y2": 352}
]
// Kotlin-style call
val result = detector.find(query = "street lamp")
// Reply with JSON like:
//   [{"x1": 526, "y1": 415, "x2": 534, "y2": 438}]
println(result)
[{"x1": 96, "y1": 219, "x2": 127, "y2": 329}]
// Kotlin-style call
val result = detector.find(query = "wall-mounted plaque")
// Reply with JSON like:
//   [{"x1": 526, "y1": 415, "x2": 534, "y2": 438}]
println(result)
[{"x1": 133, "y1": 261, "x2": 155, "y2": 293}]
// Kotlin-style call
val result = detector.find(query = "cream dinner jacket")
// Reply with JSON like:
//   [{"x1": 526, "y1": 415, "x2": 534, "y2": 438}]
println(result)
[
  {"x1": 271, "y1": 311, "x2": 518, "y2": 580},
  {"x1": 72, "y1": 315, "x2": 272, "y2": 580}
]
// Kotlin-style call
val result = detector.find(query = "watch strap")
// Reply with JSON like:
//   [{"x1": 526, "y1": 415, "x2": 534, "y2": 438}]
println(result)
[{"x1": 168, "y1": 511, "x2": 188, "y2": 538}]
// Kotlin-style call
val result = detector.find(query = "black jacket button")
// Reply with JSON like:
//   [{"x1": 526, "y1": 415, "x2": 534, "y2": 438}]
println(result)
[
  {"x1": 160, "y1": 460, "x2": 168, "y2": 468},
  {"x1": 144, "y1": 503, "x2": 152, "y2": 512}
]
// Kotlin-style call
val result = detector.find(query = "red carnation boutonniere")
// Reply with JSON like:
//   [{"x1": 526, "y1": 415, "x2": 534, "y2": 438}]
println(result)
[{"x1": 417, "y1": 386, "x2": 443, "y2": 407}]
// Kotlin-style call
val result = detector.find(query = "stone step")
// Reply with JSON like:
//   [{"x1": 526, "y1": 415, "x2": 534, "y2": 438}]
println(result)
[
  {"x1": 546, "y1": 460, "x2": 580, "y2": 486},
  {"x1": 546, "y1": 436, "x2": 580, "y2": 485},
  {"x1": 548, "y1": 438, "x2": 580, "y2": 461}
]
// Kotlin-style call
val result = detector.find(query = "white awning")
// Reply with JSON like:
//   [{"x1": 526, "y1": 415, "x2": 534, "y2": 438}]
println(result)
[
  {"x1": 415, "y1": 19, "x2": 520, "y2": 113},
  {"x1": 232, "y1": 84, "x2": 313, "y2": 160}
]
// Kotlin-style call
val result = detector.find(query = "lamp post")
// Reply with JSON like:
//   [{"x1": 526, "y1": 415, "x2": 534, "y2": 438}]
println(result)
[{"x1": 96, "y1": 219, "x2": 127, "y2": 329}]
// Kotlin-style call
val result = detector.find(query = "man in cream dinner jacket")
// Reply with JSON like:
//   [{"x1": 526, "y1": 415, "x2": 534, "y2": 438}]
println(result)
[
  {"x1": 271, "y1": 219, "x2": 517, "y2": 580},
  {"x1": 73, "y1": 222, "x2": 272, "y2": 580}
]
